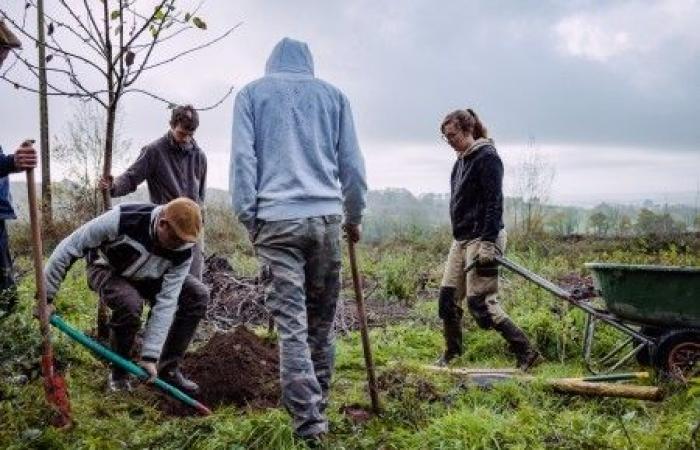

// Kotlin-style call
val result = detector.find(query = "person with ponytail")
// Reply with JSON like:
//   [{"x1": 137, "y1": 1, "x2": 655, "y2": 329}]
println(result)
[{"x1": 436, "y1": 108, "x2": 542, "y2": 371}]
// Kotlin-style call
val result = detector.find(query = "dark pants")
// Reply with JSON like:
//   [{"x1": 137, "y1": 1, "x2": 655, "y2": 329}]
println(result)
[
  {"x1": 0, "y1": 220, "x2": 17, "y2": 320},
  {"x1": 86, "y1": 264, "x2": 208, "y2": 375}
]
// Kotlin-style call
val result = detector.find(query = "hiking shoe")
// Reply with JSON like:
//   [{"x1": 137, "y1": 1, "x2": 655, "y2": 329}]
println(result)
[
  {"x1": 517, "y1": 350, "x2": 544, "y2": 372},
  {"x1": 107, "y1": 371, "x2": 133, "y2": 393}
]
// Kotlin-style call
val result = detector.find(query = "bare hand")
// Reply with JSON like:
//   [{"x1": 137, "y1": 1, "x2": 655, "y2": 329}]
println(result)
[
  {"x1": 343, "y1": 223, "x2": 362, "y2": 243},
  {"x1": 138, "y1": 360, "x2": 158, "y2": 383},
  {"x1": 14, "y1": 140, "x2": 37, "y2": 171},
  {"x1": 98, "y1": 175, "x2": 114, "y2": 191}
]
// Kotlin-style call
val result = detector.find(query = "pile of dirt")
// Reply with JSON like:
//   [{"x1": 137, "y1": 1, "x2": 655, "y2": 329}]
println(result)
[{"x1": 158, "y1": 326, "x2": 280, "y2": 416}]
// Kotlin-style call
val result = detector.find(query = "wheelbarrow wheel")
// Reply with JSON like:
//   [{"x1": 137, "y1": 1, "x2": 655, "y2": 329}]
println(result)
[{"x1": 654, "y1": 329, "x2": 700, "y2": 381}]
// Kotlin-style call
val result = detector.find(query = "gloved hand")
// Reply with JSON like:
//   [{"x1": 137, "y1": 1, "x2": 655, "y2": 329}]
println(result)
[
  {"x1": 138, "y1": 360, "x2": 158, "y2": 383},
  {"x1": 476, "y1": 240, "x2": 498, "y2": 265}
]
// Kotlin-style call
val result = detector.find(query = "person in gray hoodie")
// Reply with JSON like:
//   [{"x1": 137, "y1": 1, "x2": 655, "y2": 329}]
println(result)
[{"x1": 230, "y1": 37, "x2": 367, "y2": 442}]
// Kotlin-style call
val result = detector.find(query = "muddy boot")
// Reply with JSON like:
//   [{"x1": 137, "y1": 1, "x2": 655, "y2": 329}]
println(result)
[
  {"x1": 107, "y1": 371, "x2": 133, "y2": 393},
  {"x1": 158, "y1": 317, "x2": 201, "y2": 394},
  {"x1": 494, "y1": 319, "x2": 542, "y2": 371},
  {"x1": 436, "y1": 287, "x2": 463, "y2": 366},
  {"x1": 517, "y1": 349, "x2": 543, "y2": 372},
  {"x1": 109, "y1": 325, "x2": 138, "y2": 382},
  {"x1": 436, "y1": 318, "x2": 463, "y2": 366}
]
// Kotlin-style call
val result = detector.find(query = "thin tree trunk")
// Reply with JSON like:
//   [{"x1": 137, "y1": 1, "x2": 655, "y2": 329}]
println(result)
[
  {"x1": 97, "y1": 2, "x2": 115, "y2": 342},
  {"x1": 36, "y1": 0, "x2": 52, "y2": 227}
]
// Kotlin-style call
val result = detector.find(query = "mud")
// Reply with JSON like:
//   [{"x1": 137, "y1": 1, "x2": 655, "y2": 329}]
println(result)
[{"x1": 157, "y1": 326, "x2": 280, "y2": 416}]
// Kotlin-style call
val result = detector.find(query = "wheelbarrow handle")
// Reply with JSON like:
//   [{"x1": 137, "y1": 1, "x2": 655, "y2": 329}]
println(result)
[
  {"x1": 50, "y1": 314, "x2": 212, "y2": 416},
  {"x1": 493, "y1": 255, "x2": 573, "y2": 300}
]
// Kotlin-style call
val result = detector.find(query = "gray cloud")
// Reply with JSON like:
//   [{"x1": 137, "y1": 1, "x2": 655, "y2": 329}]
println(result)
[{"x1": 1, "y1": 0, "x2": 698, "y2": 197}]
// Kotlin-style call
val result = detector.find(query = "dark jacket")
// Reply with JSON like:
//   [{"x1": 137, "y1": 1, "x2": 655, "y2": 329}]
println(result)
[
  {"x1": 111, "y1": 133, "x2": 207, "y2": 205},
  {"x1": 44, "y1": 203, "x2": 193, "y2": 359},
  {"x1": 0, "y1": 146, "x2": 17, "y2": 220},
  {"x1": 449, "y1": 139, "x2": 504, "y2": 242}
]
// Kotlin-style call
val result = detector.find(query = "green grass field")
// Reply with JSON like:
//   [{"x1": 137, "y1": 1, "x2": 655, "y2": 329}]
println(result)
[{"x1": 1, "y1": 234, "x2": 698, "y2": 449}]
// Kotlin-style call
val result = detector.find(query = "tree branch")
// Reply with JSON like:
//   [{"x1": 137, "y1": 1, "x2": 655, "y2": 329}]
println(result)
[
  {"x1": 115, "y1": 0, "x2": 171, "y2": 65},
  {"x1": 131, "y1": 24, "x2": 191, "y2": 50},
  {"x1": 139, "y1": 22, "x2": 242, "y2": 72},
  {"x1": 124, "y1": 85, "x2": 235, "y2": 111},
  {"x1": 82, "y1": 0, "x2": 106, "y2": 48},
  {"x1": 0, "y1": 73, "x2": 101, "y2": 99},
  {"x1": 0, "y1": 9, "x2": 108, "y2": 77},
  {"x1": 9, "y1": 51, "x2": 108, "y2": 107},
  {"x1": 124, "y1": 5, "x2": 174, "y2": 87},
  {"x1": 52, "y1": 0, "x2": 105, "y2": 53}
]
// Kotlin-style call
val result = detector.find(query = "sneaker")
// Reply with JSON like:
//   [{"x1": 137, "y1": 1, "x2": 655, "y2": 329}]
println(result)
[
  {"x1": 107, "y1": 371, "x2": 133, "y2": 393},
  {"x1": 517, "y1": 350, "x2": 544, "y2": 372}
]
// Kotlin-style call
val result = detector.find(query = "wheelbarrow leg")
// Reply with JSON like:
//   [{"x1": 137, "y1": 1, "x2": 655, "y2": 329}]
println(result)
[{"x1": 584, "y1": 312, "x2": 649, "y2": 374}]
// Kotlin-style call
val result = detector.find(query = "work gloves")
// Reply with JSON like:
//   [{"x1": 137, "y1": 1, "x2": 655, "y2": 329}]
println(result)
[{"x1": 476, "y1": 240, "x2": 498, "y2": 265}]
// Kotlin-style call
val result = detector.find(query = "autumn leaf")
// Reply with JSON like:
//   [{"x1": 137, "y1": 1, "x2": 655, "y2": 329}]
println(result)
[
  {"x1": 192, "y1": 16, "x2": 207, "y2": 30},
  {"x1": 47, "y1": 22, "x2": 54, "y2": 36},
  {"x1": 110, "y1": 10, "x2": 120, "y2": 20},
  {"x1": 125, "y1": 50, "x2": 135, "y2": 66}
]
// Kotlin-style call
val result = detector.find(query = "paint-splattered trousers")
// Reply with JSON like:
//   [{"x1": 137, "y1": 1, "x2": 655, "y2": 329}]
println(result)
[{"x1": 253, "y1": 215, "x2": 342, "y2": 437}]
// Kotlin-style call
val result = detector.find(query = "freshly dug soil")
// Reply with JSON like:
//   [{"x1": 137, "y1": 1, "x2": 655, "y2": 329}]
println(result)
[{"x1": 157, "y1": 326, "x2": 280, "y2": 416}]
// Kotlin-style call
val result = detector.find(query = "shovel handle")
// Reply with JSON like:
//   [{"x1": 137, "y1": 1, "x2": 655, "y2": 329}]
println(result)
[
  {"x1": 26, "y1": 168, "x2": 53, "y2": 358},
  {"x1": 347, "y1": 238, "x2": 381, "y2": 414},
  {"x1": 50, "y1": 314, "x2": 211, "y2": 415}
]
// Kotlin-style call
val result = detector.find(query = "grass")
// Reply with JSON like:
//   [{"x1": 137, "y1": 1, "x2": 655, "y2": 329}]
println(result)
[{"x1": 1, "y1": 234, "x2": 699, "y2": 449}]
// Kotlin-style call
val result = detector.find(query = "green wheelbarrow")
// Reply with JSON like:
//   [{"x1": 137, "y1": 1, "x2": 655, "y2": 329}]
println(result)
[{"x1": 494, "y1": 257, "x2": 700, "y2": 380}]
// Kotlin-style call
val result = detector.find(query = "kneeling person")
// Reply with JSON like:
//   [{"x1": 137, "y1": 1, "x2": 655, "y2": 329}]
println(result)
[{"x1": 44, "y1": 198, "x2": 209, "y2": 393}]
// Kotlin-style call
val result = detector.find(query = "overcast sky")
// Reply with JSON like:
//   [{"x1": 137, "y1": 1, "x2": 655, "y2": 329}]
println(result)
[{"x1": 1, "y1": 0, "x2": 699, "y2": 205}]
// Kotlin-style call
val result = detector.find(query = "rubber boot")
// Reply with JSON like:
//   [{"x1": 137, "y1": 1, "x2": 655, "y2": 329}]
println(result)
[
  {"x1": 158, "y1": 316, "x2": 201, "y2": 394},
  {"x1": 436, "y1": 287, "x2": 463, "y2": 366},
  {"x1": 494, "y1": 319, "x2": 542, "y2": 371},
  {"x1": 109, "y1": 326, "x2": 138, "y2": 380},
  {"x1": 108, "y1": 326, "x2": 137, "y2": 391}
]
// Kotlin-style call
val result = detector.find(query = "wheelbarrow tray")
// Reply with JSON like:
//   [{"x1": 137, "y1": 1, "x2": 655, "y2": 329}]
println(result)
[{"x1": 585, "y1": 263, "x2": 700, "y2": 328}]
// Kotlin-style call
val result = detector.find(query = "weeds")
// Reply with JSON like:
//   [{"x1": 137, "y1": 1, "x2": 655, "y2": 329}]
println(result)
[{"x1": 1, "y1": 234, "x2": 699, "y2": 448}]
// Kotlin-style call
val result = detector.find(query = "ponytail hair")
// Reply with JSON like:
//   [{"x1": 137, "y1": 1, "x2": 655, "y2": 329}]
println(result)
[{"x1": 440, "y1": 108, "x2": 488, "y2": 139}]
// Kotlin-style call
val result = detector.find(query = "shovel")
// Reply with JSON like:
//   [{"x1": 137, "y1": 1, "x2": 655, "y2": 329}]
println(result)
[
  {"x1": 26, "y1": 160, "x2": 72, "y2": 428},
  {"x1": 346, "y1": 237, "x2": 381, "y2": 413},
  {"x1": 49, "y1": 314, "x2": 212, "y2": 416}
]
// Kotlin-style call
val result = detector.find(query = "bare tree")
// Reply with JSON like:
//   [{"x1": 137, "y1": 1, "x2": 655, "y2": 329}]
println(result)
[
  {"x1": 514, "y1": 137, "x2": 555, "y2": 235},
  {"x1": 1, "y1": 1, "x2": 239, "y2": 210},
  {"x1": 53, "y1": 103, "x2": 131, "y2": 220}
]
